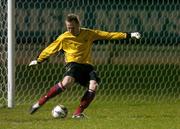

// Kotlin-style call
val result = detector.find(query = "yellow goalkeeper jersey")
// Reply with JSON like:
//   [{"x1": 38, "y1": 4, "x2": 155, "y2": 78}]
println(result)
[{"x1": 37, "y1": 28, "x2": 127, "y2": 65}]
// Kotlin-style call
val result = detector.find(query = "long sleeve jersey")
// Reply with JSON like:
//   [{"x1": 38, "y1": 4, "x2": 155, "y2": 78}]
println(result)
[{"x1": 37, "y1": 28, "x2": 128, "y2": 65}]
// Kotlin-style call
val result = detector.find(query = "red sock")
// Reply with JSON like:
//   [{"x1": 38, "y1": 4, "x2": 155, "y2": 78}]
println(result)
[
  {"x1": 38, "y1": 82, "x2": 65, "y2": 105},
  {"x1": 73, "y1": 90, "x2": 95, "y2": 115}
]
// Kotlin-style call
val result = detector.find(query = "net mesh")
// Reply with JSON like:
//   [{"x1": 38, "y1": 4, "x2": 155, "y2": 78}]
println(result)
[
  {"x1": 2, "y1": 0, "x2": 180, "y2": 106},
  {"x1": 0, "y1": 0, "x2": 8, "y2": 107}
]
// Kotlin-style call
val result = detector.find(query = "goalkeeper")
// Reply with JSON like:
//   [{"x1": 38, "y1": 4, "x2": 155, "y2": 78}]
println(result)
[{"x1": 29, "y1": 13, "x2": 141, "y2": 118}]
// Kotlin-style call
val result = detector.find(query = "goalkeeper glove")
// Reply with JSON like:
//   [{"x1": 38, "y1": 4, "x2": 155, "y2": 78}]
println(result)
[
  {"x1": 131, "y1": 32, "x2": 141, "y2": 39},
  {"x1": 29, "y1": 60, "x2": 39, "y2": 66}
]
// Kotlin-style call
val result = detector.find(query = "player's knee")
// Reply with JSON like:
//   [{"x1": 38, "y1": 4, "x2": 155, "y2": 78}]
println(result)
[
  {"x1": 89, "y1": 80, "x2": 98, "y2": 91},
  {"x1": 62, "y1": 76, "x2": 75, "y2": 88}
]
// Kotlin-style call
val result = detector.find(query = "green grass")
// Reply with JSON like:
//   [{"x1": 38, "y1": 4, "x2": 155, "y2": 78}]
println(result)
[
  {"x1": 1, "y1": 63, "x2": 180, "y2": 128},
  {"x1": 1, "y1": 102, "x2": 180, "y2": 129}
]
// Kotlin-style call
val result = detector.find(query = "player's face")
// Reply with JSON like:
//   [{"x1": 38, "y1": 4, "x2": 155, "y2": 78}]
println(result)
[{"x1": 65, "y1": 21, "x2": 80, "y2": 36}]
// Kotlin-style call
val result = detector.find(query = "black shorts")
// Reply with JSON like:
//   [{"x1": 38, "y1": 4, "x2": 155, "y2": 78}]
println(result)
[{"x1": 64, "y1": 62, "x2": 100, "y2": 86}]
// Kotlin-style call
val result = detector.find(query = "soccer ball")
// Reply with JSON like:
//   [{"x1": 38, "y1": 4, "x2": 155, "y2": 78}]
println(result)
[{"x1": 51, "y1": 105, "x2": 68, "y2": 118}]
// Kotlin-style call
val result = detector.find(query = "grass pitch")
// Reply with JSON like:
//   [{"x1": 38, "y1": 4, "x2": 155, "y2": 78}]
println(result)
[{"x1": 0, "y1": 102, "x2": 180, "y2": 129}]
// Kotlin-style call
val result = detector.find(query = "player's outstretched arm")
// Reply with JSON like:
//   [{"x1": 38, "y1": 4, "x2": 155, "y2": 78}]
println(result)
[
  {"x1": 130, "y1": 32, "x2": 141, "y2": 39},
  {"x1": 91, "y1": 29, "x2": 141, "y2": 40},
  {"x1": 29, "y1": 36, "x2": 63, "y2": 67}
]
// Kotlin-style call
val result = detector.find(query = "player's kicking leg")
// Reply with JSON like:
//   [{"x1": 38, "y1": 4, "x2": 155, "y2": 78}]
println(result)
[
  {"x1": 29, "y1": 76, "x2": 74, "y2": 114},
  {"x1": 72, "y1": 80, "x2": 98, "y2": 118},
  {"x1": 29, "y1": 82, "x2": 65, "y2": 114}
]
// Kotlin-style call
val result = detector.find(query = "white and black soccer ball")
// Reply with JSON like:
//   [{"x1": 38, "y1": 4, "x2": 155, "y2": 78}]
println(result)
[{"x1": 51, "y1": 105, "x2": 68, "y2": 118}]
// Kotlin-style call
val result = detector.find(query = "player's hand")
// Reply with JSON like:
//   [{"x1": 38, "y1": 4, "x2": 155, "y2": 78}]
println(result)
[
  {"x1": 131, "y1": 32, "x2": 141, "y2": 39},
  {"x1": 29, "y1": 60, "x2": 39, "y2": 66}
]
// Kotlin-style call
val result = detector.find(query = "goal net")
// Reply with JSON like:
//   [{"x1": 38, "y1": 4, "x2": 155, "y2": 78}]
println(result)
[
  {"x1": 1, "y1": 0, "x2": 180, "y2": 106},
  {"x1": 0, "y1": 0, "x2": 8, "y2": 107}
]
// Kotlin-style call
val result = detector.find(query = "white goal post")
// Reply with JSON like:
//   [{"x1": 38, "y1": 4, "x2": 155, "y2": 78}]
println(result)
[{"x1": 7, "y1": 0, "x2": 15, "y2": 108}]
